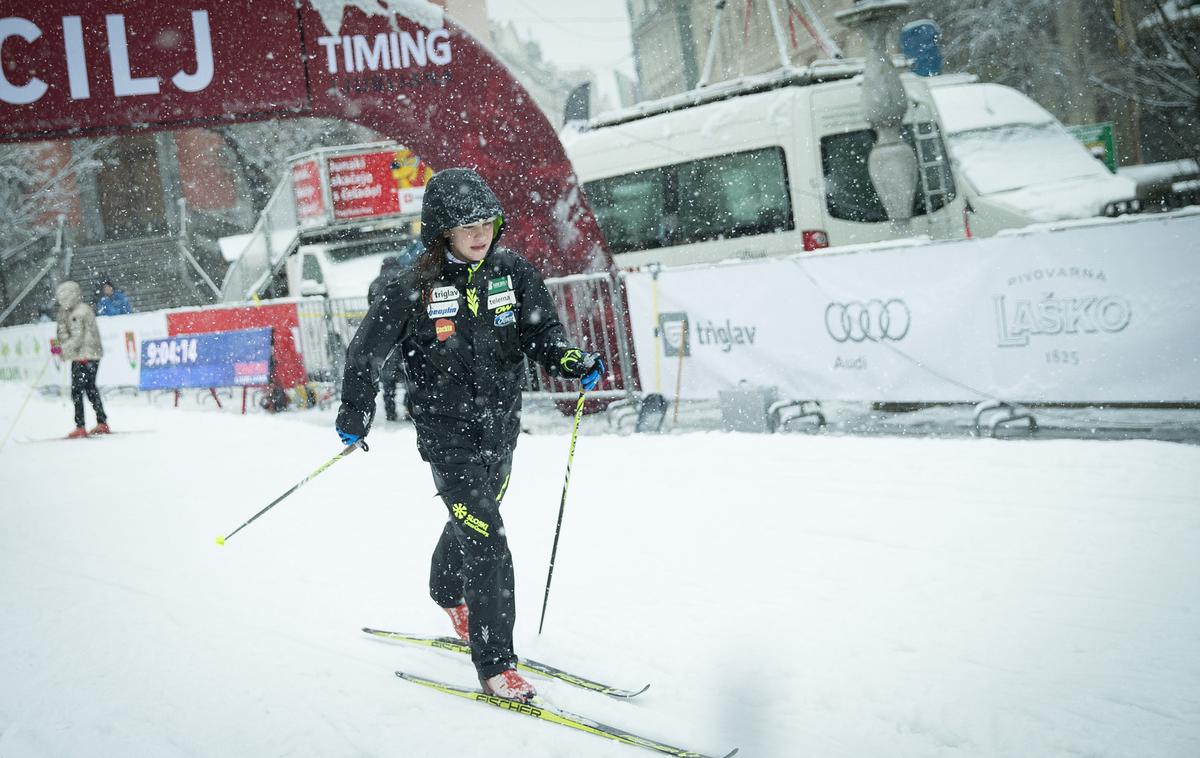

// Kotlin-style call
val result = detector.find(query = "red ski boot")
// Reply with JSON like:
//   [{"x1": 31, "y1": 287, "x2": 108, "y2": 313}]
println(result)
[
  {"x1": 481, "y1": 669, "x2": 536, "y2": 702},
  {"x1": 67, "y1": 426, "x2": 88, "y2": 439},
  {"x1": 444, "y1": 602, "x2": 469, "y2": 642},
  {"x1": 89, "y1": 423, "x2": 111, "y2": 435}
]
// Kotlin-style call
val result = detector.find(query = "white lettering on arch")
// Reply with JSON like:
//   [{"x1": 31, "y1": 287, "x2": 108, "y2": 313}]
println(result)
[{"x1": 0, "y1": 18, "x2": 49, "y2": 105}]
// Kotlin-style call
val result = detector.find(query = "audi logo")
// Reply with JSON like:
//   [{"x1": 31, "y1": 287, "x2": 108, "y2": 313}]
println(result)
[{"x1": 825, "y1": 300, "x2": 911, "y2": 342}]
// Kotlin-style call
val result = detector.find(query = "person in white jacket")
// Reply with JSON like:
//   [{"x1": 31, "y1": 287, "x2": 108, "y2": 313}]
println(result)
[{"x1": 54, "y1": 281, "x2": 109, "y2": 438}]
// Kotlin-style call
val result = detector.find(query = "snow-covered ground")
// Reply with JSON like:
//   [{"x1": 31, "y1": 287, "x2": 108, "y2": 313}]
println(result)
[{"x1": 2, "y1": 388, "x2": 1198, "y2": 758}]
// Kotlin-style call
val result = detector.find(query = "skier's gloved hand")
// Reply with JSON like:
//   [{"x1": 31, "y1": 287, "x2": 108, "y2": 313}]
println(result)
[
  {"x1": 581, "y1": 354, "x2": 605, "y2": 390},
  {"x1": 335, "y1": 402, "x2": 373, "y2": 446},
  {"x1": 560, "y1": 349, "x2": 605, "y2": 389}
]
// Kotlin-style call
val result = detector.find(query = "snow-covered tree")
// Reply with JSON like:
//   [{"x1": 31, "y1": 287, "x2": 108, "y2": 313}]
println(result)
[
  {"x1": 216, "y1": 118, "x2": 380, "y2": 212},
  {"x1": 1094, "y1": 0, "x2": 1200, "y2": 164},
  {"x1": 0, "y1": 139, "x2": 112, "y2": 253}
]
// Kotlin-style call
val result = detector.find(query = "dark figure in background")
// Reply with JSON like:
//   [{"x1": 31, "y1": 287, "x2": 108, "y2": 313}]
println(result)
[
  {"x1": 54, "y1": 281, "x2": 110, "y2": 437},
  {"x1": 368, "y1": 256, "x2": 412, "y2": 421},
  {"x1": 96, "y1": 280, "x2": 133, "y2": 316},
  {"x1": 335, "y1": 169, "x2": 604, "y2": 703}
]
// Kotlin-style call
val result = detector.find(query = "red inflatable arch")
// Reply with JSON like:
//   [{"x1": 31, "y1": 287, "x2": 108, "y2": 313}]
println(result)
[{"x1": 0, "y1": 0, "x2": 611, "y2": 277}]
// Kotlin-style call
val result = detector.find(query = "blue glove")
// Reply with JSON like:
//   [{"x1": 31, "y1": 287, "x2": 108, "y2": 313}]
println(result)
[
  {"x1": 581, "y1": 354, "x2": 605, "y2": 390},
  {"x1": 337, "y1": 428, "x2": 362, "y2": 446}
]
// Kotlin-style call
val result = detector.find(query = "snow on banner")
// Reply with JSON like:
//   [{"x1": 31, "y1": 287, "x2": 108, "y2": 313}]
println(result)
[{"x1": 625, "y1": 212, "x2": 1200, "y2": 403}]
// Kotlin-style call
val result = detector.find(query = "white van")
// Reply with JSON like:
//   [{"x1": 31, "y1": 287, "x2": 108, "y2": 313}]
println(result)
[
  {"x1": 285, "y1": 222, "x2": 422, "y2": 300},
  {"x1": 562, "y1": 63, "x2": 1136, "y2": 269}
]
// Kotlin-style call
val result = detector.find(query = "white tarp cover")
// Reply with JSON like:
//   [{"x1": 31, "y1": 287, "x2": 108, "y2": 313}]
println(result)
[{"x1": 625, "y1": 211, "x2": 1200, "y2": 403}]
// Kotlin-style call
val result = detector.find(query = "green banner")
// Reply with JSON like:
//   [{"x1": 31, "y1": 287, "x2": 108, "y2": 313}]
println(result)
[{"x1": 1067, "y1": 122, "x2": 1117, "y2": 173}]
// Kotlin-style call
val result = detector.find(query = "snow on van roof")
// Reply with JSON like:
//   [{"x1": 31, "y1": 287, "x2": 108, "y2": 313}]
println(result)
[
  {"x1": 582, "y1": 60, "x2": 866, "y2": 131},
  {"x1": 929, "y1": 82, "x2": 1055, "y2": 135}
]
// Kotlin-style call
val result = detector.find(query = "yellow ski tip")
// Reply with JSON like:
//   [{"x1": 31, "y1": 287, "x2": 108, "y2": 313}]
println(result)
[{"x1": 215, "y1": 535, "x2": 225, "y2": 546}]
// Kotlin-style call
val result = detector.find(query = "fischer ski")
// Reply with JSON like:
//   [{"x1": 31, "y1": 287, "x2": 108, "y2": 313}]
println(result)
[
  {"x1": 395, "y1": 670, "x2": 737, "y2": 758},
  {"x1": 363, "y1": 627, "x2": 649, "y2": 699}
]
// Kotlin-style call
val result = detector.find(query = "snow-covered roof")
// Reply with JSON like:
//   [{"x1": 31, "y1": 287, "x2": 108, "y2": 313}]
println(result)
[{"x1": 929, "y1": 82, "x2": 1055, "y2": 135}]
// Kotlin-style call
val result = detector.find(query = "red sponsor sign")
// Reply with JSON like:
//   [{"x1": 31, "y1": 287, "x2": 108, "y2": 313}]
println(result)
[
  {"x1": 0, "y1": 0, "x2": 306, "y2": 138},
  {"x1": 291, "y1": 159, "x2": 326, "y2": 226},
  {"x1": 327, "y1": 150, "x2": 401, "y2": 221}
]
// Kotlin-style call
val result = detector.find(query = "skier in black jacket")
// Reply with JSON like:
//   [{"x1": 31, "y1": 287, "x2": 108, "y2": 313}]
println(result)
[{"x1": 335, "y1": 168, "x2": 603, "y2": 702}]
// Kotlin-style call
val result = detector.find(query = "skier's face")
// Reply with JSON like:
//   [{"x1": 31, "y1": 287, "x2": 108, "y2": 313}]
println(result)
[{"x1": 445, "y1": 218, "x2": 495, "y2": 263}]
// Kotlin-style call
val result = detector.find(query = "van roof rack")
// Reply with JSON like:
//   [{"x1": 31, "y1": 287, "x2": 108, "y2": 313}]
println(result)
[{"x1": 583, "y1": 59, "x2": 868, "y2": 131}]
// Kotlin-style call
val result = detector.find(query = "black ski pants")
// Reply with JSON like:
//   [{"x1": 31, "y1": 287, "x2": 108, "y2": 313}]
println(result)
[
  {"x1": 71, "y1": 359, "x2": 106, "y2": 428},
  {"x1": 428, "y1": 456, "x2": 515, "y2": 680}
]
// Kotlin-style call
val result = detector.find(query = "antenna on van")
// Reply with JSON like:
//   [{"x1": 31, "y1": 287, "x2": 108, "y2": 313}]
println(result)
[
  {"x1": 698, "y1": 0, "x2": 844, "y2": 89},
  {"x1": 697, "y1": 1, "x2": 727, "y2": 88}
]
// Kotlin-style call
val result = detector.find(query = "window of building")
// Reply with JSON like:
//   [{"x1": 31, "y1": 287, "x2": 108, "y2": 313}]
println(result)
[
  {"x1": 820, "y1": 123, "x2": 956, "y2": 223},
  {"x1": 584, "y1": 147, "x2": 793, "y2": 255}
]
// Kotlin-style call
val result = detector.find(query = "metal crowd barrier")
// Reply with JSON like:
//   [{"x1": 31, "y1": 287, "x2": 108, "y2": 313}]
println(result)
[{"x1": 292, "y1": 270, "x2": 637, "y2": 400}]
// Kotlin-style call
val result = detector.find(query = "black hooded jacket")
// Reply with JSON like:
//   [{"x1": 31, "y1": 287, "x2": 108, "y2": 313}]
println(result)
[{"x1": 336, "y1": 169, "x2": 581, "y2": 464}]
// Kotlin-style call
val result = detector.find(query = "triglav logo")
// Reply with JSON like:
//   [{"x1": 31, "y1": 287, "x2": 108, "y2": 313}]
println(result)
[
  {"x1": 694, "y1": 319, "x2": 757, "y2": 353},
  {"x1": 994, "y1": 294, "x2": 1131, "y2": 347},
  {"x1": 824, "y1": 300, "x2": 910, "y2": 343}
]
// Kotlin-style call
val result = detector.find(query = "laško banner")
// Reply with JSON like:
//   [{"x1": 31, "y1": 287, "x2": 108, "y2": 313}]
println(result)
[{"x1": 625, "y1": 211, "x2": 1200, "y2": 404}]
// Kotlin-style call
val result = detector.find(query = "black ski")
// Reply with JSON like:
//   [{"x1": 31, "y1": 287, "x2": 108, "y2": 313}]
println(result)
[
  {"x1": 363, "y1": 626, "x2": 649, "y2": 698},
  {"x1": 396, "y1": 670, "x2": 736, "y2": 758}
]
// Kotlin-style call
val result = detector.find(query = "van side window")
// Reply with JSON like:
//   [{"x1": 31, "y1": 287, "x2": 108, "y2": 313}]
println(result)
[
  {"x1": 676, "y1": 149, "x2": 793, "y2": 244},
  {"x1": 821, "y1": 123, "x2": 955, "y2": 223},
  {"x1": 584, "y1": 147, "x2": 793, "y2": 255},
  {"x1": 584, "y1": 169, "x2": 667, "y2": 254},
  {"x1": 302, "y1": 254, "x2": 324, "y2": 284}
]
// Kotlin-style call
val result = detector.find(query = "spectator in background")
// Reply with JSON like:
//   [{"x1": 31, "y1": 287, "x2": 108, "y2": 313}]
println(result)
[
  {"x1": 96, "y1": 280, "x2": 133, "y2": 316},
  {"x1": 55, "y1": 281, "x2": 109, "y2": 438},
  {"x1": 368, "y1": 255, "x2": 411, "y2": 421}
]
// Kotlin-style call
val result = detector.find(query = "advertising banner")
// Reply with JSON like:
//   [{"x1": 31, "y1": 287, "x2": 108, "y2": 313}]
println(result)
[
  {"x1": 0, "y1": 0, "x2": 306, "y2": 139},
  {"x1": 326, "y1": 147, "x2": 433, "y2": 221},
  {"x1": 139, "y1": 328, "x2": 272, "y2": 390},
  {"x1": 291, "y1": 159, "x2": 326, "y2": 228},
  {"x1": 0, "y1": 311, "x2": 168, "y2": 388},
  {"x1": 166, "y1": 302, "x2": 305, "y2": 388},
  {"x1": 625, "y1": 212, "x2": 1200, "y2": 403}
]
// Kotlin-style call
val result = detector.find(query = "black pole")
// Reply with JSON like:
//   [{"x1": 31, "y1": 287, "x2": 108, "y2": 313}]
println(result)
[
  {"x1": 538, "y1": 390, "x2": 587, "y2": 634},
  {"x1": 216, "y1": 439, "x2": 367, "y2": 545}
]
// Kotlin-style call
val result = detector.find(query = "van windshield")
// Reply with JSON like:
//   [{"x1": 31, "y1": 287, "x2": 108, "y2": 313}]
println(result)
[{"x1": 946, "y1": 122, "x2": 1112, "y2": 195}]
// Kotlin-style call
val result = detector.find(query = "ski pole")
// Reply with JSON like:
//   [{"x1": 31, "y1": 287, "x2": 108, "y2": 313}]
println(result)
[
  {"x1": 0, "y1": 351, "x2": 54, "y2": 454},
  {"x1": 538, "y1": 389, "x2": 587, "y2": 634},
  {"x1": 216, "y1": 439, "x2": 368, "y2": 545}
]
